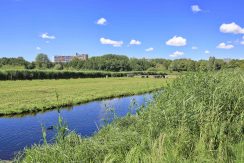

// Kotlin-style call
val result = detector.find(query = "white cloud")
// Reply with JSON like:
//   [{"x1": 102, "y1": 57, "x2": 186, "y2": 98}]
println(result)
[
  {"x1": 241, "y1": 41, "x2": 244, "y2": 45},
  {"x1": 96, "y1": 18, "x2": 107, "y2": 25},
  {"x1": 170, "y1": 51, "x2": 184, "y2": 57},
  {"x1": 129, "y1": 39, "x2": 141, "y2": 45},
  {"x1": 145, "y1": 47, "x2": 154, "y2": 52},
  {"x1": 220, "y1": 22, "x2": 244, "y2": 34},
  {"x1": 205, "y1": 50, "x2": 210, "y2": 54},
  {"x1": 192, "y1": 46, "x2": 198, "y2": 50},
  {"x1": 166, "y1": 36, "x2": 187, "y2": 46},
  {"x1": 217, "y1": 42, "x2": 234, "y2": 49},
  {"x1": 40, "y1": 33, "x2": 56, "y2": 40},
  {"x1": 36, "y1": 47, "x2": 41, "y2": 50},
  {"x1": 100, "y1": 37, "x2": 123, "y2": 47},
  {"x1": 191, "y1": 5, "x2": 202, "y2": 13}
]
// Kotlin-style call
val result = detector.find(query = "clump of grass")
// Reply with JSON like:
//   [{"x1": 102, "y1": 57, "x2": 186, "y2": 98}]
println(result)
[{"x1": 17, "y1": 70, "x2": 244, "y2": 162}]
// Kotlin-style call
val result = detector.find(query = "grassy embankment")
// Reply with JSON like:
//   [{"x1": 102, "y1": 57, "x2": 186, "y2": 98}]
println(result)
[
  {"x1": 16, "y1": 70, "x2": 244, "y2": 162},
  {"x1": 0, "y1": 77, "x2": 170, "y2": 116}
]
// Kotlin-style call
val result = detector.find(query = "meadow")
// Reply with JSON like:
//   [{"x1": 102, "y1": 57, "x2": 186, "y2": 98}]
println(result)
[
  {"x1": 0, "y1": 77, "x2": 170, "y2": 116},
  {"x1": 16, "y1": 70, "x2": 244, "y2": 162}
]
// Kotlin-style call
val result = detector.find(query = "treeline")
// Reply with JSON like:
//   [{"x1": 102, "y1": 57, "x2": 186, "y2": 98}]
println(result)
[
  {"x1": 0, "y1": 57, "x2": 29, "y2": 68},
  {"x1": 66, "y1": 55, "x2": 244, "y2": 72},
  {"x1": 1, "y1": 54, "x2": 244, "y2": 72}
]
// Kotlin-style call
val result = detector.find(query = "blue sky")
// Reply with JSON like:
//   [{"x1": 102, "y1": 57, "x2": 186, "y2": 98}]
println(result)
[{"x1": 0, "y1": 0, "x2": 244, "y2": 61}]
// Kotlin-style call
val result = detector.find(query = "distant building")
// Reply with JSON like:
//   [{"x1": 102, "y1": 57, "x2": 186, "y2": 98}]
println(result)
[{"x1": 54, "y1": 53, "x2": 88, "y2": 63}]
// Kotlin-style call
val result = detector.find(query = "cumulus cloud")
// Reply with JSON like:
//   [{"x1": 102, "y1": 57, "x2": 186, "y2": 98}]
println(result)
[
  {"x1": 145, "y1": 47, "x2": 154, "y2": 52},
  {"x1": 217, "y1": 42, "x2": 234, "y2": 49},
  {"x1": 129, "y1": 39, "x2": 141, "y2": 45},
  {"x1": 36, "y1": 47, "x2": 41, "y2": 50},
  {"x1": 40, "y1": 33, "x2": 56, "y2": 40},
  {"x1": 191, "y1": 5, "x2": 202, "y2": 13},
  {"x1": 220, "y1": 22, "x2": 244, "y2": 34},
  {"x1": 96, "y1": 18, "x2": 107, "y2": 25},
  {"x1": 100, "y1": 37, "x2": 123, "y2": 47},
  {"x1": 192, "y1": 46, "x2": 198, "y2": 50},
  {"x1": 170, "y1": 51, "x2": 184, "y2": 57},
  {"x1": 241, "y1": 41, "x2": 244, "y2": 45},
  {"x1": 166, "y1": 36, "x2": 187, "y2": 46},
  {"x1": 205, "y1": 50, "x2": 210, "y2": 54}
]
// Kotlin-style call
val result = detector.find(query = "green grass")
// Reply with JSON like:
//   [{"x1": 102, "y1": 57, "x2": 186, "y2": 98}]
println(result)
[
  {"x1": 16, "y1": 70, "x2": 244, "y2": 162},
  {"x1": 0, "y1": 77, "x2": 170, "y2": 115}
]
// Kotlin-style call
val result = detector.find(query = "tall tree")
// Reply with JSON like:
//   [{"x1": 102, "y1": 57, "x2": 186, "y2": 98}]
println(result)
[{"x1": 35, "y1": 53, "x2": 52, "y2": 68}]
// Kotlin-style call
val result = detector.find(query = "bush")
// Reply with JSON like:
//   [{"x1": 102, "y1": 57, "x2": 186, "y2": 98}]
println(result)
[
  {"x1": 54, "y1": 64, "x2": 63, "y2": 70},
  {"x1": 0, "y1": 70, "x2": 167, "y2": 80}
]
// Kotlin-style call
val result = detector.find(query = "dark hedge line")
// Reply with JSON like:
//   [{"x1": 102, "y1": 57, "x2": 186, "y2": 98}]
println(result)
[{"x1": 0, "y1": 70, "x2": 167, "y2": 80}]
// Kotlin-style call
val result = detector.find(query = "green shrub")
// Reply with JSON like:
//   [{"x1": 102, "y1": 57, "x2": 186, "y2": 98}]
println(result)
[
  {"x1": 53, "y1": 64, "x2": 63, "y2": 70},
  {"x1": 0, "y1": 70, "x2": 167, "y2": 80}
]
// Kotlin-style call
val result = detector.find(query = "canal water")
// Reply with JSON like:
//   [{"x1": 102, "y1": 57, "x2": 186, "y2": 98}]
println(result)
[{"x1": 0, "y1": 93, "x2": 153, "y2": 160}]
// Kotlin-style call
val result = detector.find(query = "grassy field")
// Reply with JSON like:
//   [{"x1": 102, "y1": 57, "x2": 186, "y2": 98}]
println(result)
[
  {"x1": 0, "y1": 77, "x2": 170, "y2": 115},
  {"x1": 16, "y1": 70, "x2": 244, "y2": 162}
]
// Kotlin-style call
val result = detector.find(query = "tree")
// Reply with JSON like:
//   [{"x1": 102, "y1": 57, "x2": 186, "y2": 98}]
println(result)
[
  {"x1": 169, "y1": 59, "x2": 196, "y2": 72},
  {"x1": 129, "y1": 58, "x2": 153, "y2": 71},
  {"x1": 35, "y1": 53, "x2": 52, "y2": 69},
  {"x1": 208, "y1": 57, "x2": 216, "y2": 71},
  {"x1": 196, "y1": 60, "x2": 208, "y2": 71},
  {"x1": 0, "y1": 57, "x2": 29, "y2": 66},
  {"x1": 83, "y1": 54, "x2": 131, "y2": 71},
  {"x1": 25, "y1": 62, "x2": 36, "y2": 69},
  {"x1": 54, "y1": 63, "x2": 63, "y2": 70}
]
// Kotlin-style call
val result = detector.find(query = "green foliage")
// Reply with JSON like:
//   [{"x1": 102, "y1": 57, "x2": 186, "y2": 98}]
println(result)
[
  {"x1": 0, "y1": 57, "x2": 28, "y2": 66},
  {"x1": 53, "y1": 63, "x2": 63, "y2": 70},
  {"x1": 196, "y1": 60, "x2": 208, "y2": 71},
  {"x1": 0, "y1": 69, "x2": 167, "y2": 80},
  {"x1": 129, "y1": 58, "x2": 154, "y2": 71},
  {"x1": 17, "y1": 70, "x2": 244, "y2": 162},
  {"x1": 35, "y1": 53, "x2": 52, "y2": 69},
  {"x1": 169, "y1": 59, "x2": 196, "y2": 71},
  {"x1": 1, "y1": 55, "x2": 244, "y2": 74},
  {"x1": 0, "y1": 57, "x2": 29, "y2": 69},
  {"x1": 55, "y1": 115, "x2": 69, "y2": 143},
  {"x1": 67, "y1": 54, "x2": 131, "y2": 71}
]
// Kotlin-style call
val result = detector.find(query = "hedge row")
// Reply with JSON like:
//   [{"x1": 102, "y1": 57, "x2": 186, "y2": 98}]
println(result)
[{"x1": 0, "y1": 70, "x2": 167, "y2": 80}]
